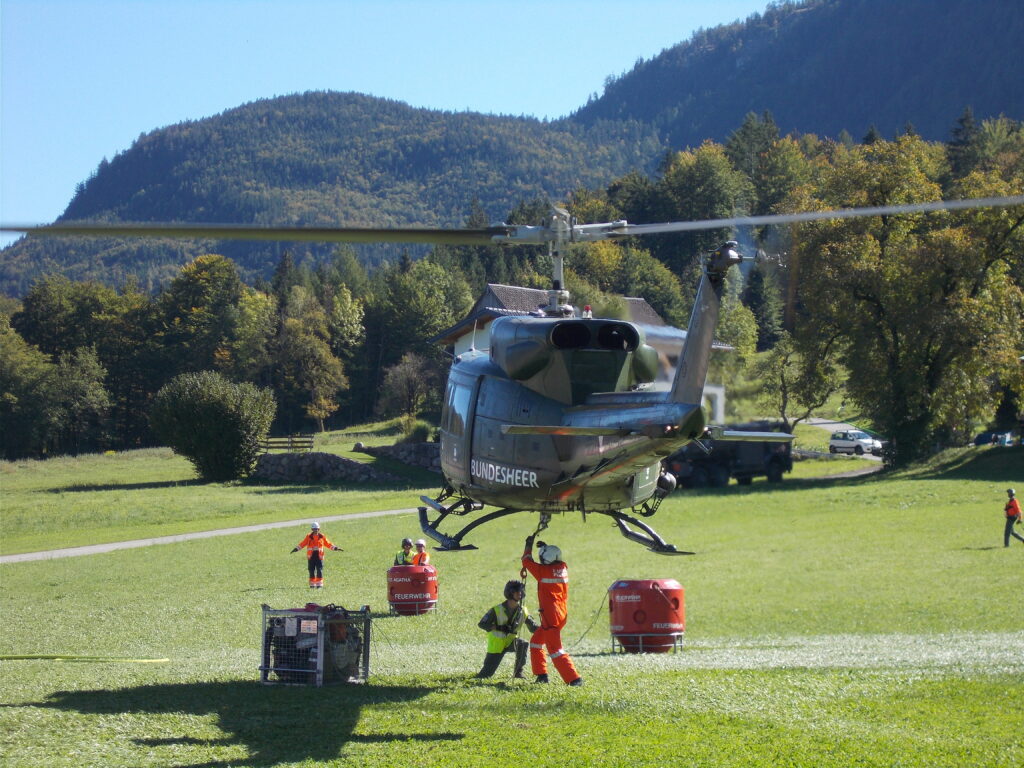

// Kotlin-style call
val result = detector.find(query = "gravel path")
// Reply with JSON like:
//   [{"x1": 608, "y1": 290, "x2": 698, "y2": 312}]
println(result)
[{"x1": 0, "y1": 507, "x2": 419, "y2": 564}]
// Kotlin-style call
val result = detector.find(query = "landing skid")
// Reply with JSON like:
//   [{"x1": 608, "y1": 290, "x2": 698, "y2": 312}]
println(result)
[
  {"x1": 599, "y1": 511, "x2": 693, "y2": 555},
  {"x1": 418, "y1": 494, "x2": 492, "y2": 551},
  {"x1": 419, "y1": 492, "x2": 692, "y2": 555}
]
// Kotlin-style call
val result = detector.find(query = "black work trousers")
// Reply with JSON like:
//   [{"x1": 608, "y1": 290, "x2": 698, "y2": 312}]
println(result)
[
  {"x1": 1005, "y1": 516, "x2": 1024, "y2": 547},
  {"x1": 477, "y1": 638, "x2": 528, "y2": 678},
  {"x1": 307, "y1": 553, "x2": 324, "y2": 578}
]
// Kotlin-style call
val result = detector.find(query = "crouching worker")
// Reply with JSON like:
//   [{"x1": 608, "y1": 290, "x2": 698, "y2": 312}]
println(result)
[{"x1": 476, "y1": 580, "x2": 538, "y2": 679}]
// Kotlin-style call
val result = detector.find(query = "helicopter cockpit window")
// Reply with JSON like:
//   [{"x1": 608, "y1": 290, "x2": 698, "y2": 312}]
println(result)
[
  {"x1": 551, "y1": 322, "x2": 590, "y2": 349},
  {"x1": 596, "y1": 323, "x2": 639, "y2": 351}
]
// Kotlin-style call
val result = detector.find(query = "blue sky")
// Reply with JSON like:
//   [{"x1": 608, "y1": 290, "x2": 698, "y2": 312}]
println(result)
[{"x1": 1, "y1": 0, "x2": 770, "y2": 248}]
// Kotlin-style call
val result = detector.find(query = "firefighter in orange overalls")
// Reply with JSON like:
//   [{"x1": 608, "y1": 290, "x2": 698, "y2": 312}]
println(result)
[
  {"x1": 291, "y1": 522, "x2": 342, "y2": 588},
  {"x1": 521, "y1": 535, "x2": 583, "y2": 686}
]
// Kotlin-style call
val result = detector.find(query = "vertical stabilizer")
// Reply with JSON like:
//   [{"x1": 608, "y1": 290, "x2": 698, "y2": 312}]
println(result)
[{"x1": 669, "y1": 242, "x2": 742, "y2": 404}]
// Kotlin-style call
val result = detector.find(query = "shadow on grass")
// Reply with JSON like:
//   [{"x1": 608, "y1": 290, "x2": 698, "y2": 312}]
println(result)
[
  {"x1": 48, "y1": 479, "x2": 207, "y2": 493},
  {"x1": 674, "y1": 467, "x2": 885, "y2": 498},
  {"x1": 673, "y1": 447, "x2": 1019, "y2": 499},
  {"x1": 245, "y1": 482, "x2": 415, "y2": 495},
  {"x1": 43, "y1": 680, "x2": 460, "y2": 767},
  {"x1": 908, "y1": 446, "x2": 1022, "y2": 482}
]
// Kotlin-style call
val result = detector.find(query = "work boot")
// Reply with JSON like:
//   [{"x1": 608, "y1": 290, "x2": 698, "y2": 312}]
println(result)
[
  {"x1": 535, "y1": 673, "x2": 549, "y2": 684},
  {"x1": 569, "y1": 677, "x2": 584, "y2": 687}
]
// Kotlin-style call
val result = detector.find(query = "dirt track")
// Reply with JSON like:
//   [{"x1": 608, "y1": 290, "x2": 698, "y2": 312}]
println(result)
[{"x1": 0, "y1": 507, "x2": 419, "y2": 564}]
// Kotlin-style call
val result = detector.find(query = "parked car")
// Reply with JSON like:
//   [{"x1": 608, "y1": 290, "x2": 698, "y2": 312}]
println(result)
[
  {"x1": 974, "y1": 431, "x2": 1013, "y2": 446},
  {"x1": 829, "y1": 430, "x2": 883, "y2": 456}
]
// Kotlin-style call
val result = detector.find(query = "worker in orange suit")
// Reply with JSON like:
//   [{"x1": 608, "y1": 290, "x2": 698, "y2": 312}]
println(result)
[
  {"x1": 412, "y1": 538, "x2": 431, "y2": 565},
  {"x1": 521, "y1": 534, "x2": 583, "y2": 686},
  {"x1": 291, "y1": 521, "x2": 341, "y2": 588},
  {"x1": 1005, "y1": 488, "x2": 1023, "y2": 547}
]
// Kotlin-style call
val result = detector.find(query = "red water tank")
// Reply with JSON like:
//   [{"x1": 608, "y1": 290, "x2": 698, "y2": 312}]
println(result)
[
  {"x1": 387, "y1": 565, "x2": 438, "y2": 615},
  {"x1": 608, "y1": 579, "x2": 685, "y2": 653}
]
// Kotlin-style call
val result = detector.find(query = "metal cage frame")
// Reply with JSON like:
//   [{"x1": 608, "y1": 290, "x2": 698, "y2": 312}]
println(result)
[
  {"x1": 260, "y1": 603, "x2": 372, "y2": 686},
  {"x1": 611, "y1": 631, "x2": 684, "y2": 654}
]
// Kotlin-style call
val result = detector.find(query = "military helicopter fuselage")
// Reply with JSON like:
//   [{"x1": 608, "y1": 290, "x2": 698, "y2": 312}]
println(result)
[{"x1": 440, "y1": 316, "x2": 704, "y2": 511}]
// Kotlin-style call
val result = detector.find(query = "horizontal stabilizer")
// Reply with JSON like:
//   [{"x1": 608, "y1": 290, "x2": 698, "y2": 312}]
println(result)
[
  {"x1": 501, "y1": 425, "x2": 631, "y2": 436},
  {"x1": 707, "y1": 427, "x2": 794, "y2": 442}
]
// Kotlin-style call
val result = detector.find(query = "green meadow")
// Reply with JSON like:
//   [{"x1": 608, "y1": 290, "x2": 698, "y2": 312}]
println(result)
[{"x1": 1, "y1": 444, "x2": 1022, "y2": 767}]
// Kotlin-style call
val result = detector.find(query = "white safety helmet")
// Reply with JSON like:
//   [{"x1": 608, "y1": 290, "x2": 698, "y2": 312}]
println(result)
[
  {"x1": 1009, "y1": 488, "x2": 1016, "y2": 497},
  {"x1": 415, "y1": 538, "x2": 426, "y2": 547},
  {"x1": 538, "y1": 543, "x2": 561, "y2": 564},
  {"x1": 310, "y1": 522, "x2": 320, "y2": 530}
]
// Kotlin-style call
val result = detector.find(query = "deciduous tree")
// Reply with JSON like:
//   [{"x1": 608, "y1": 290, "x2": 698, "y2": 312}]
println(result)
[
  {"x1": 269, "y1": 285, "x2": 348, "y2": 432},
  {"x1": 376, "y1": 352, "x2": 437, "y2": 421},
  {"x1": 753, "y1": 331, "x2": 842, "y2": 433},
  {"x1": 790, "y1": 136, "x2": 1024, "y2": 464},
  {"x1": 150, "y1": 370, "x2": 275, "y2": 481}
]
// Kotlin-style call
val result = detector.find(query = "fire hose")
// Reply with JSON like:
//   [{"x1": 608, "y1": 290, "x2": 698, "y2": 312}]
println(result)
[{"x1": 1, "y1": 654, "x2": 169, "y2": 663}]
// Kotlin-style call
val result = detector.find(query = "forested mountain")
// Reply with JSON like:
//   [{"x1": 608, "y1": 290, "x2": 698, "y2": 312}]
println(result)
[
  {"x1": 0, "y1": 93, "x2": 662, "y2": 293},
  {"x1": 574, "y1": 0, "x2": 1023, "y2": 148},
  {"x1": 2, "y1": 0, "x2": 1022, "y2": 295}
]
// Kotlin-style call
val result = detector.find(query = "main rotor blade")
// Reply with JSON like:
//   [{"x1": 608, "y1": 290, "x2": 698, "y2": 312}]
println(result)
[
  {"x1": 3, "y1": 194, "x2": 1021, "y2": 246},
  {"x1": 609, "y1": 195, "x2": 1024, "y2": 238},
  {"x1": 0, "y1": 221, "x2": 513, "y2": 246}
]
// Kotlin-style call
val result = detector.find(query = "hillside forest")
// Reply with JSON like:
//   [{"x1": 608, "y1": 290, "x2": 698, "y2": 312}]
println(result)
[{"x1": 2, "y1": 112, "x2": 1023, "y2": 467}]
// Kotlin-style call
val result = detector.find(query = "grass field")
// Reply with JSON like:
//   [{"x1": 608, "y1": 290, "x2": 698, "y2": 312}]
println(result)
[{"x1": 1, "y1": 443, "x2": 1022, "y2": 767}]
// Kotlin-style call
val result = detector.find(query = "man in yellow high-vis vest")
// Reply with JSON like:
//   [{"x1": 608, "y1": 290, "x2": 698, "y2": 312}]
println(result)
[{"x1": 475, "y1": 580, "x2": 538, "y2": 679}]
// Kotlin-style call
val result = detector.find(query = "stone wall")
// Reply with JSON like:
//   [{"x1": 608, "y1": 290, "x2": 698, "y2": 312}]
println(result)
[
  {"x1": 355, "y1": 442, "x2": 442, "y2": 473},
  {"x1": 252, "y1": 451, "x2": 402, "y2": 484}
]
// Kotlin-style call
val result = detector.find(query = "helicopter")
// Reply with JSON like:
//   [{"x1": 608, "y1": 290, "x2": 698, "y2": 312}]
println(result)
[
  {"x1": 4, "y1": 193, "x2": 1022, "y2": 554},
  {"x1": 422, "y1": 233, "x2": 754, "y2": 555}
]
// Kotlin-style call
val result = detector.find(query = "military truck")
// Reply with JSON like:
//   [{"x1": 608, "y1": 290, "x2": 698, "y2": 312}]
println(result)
[{"x1": 663, "y1": 421, "x2": 792, "y2": 488}]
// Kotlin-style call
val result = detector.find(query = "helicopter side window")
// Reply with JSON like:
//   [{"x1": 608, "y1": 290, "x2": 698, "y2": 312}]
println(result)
[
  {"x1": 441, "y1": 382, "x2": 455, "y2": 433},
  {"x1": 448, "y1": 382, "x2": 472, "y2": 438}
]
